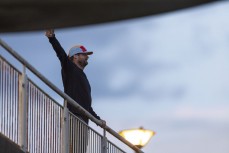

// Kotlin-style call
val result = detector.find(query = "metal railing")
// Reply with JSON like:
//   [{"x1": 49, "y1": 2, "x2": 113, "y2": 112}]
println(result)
[
  {"x1": 0, "y1": 38, "x2": 143, "y2": 153},
  {"x1": 0, "y1": 55, "x2": 20, "y2": 144},
  {"x1": 27, "y1": 80, "x2": 63, "y2": 153}
]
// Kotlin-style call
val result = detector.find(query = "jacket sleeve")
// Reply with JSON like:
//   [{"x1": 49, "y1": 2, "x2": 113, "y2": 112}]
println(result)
[
  {"x1": 89, "y1": 107, "x2": 101, "y2": 120},
  {"x1": 48, "y1": 35, "x2": 68, "y2": 67}
]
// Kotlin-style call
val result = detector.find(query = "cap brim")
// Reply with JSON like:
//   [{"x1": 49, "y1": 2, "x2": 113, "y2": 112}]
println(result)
[{"x1": 82, "y1": 51, "x2": 93, "y2": 55}]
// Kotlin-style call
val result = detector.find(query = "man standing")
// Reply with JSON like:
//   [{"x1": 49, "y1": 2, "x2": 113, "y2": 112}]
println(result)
[{"x1": 45, "y1": 29, "x2": 105, "y2": 152}]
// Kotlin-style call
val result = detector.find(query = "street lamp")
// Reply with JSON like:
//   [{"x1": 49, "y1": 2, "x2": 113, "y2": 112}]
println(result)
[{"x1": 119, "y1": 127, "x2": 155, "y2": 151}]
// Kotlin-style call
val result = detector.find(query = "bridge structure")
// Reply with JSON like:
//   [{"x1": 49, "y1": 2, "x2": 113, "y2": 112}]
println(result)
[{"x1": 0, "y1": 39, "x2": 143, "y2": 153}]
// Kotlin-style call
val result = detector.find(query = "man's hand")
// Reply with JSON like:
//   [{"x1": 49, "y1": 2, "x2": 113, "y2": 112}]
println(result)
[{"x1": 45, "y1": 29, "x2": 55, "y2": 37}]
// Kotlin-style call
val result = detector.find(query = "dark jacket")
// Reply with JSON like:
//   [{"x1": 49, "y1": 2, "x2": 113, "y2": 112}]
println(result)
[{"x1": 48, "y1": 36, "x2": 100, "y2": 124}]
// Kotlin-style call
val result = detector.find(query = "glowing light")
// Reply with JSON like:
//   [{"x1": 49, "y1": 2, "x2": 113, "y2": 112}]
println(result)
[{"x1": 119, "y1": 127, "x2": 155, "y2": 148}]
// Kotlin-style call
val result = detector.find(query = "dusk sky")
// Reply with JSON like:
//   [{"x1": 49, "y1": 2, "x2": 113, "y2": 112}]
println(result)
[{"x1": 1, "y1": 1, "x2": 229, "y2": 153}]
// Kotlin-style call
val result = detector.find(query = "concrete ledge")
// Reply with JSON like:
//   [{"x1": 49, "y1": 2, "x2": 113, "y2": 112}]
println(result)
[{"x1": 0, "y1": 133, "x2": 27, "y2": 153}]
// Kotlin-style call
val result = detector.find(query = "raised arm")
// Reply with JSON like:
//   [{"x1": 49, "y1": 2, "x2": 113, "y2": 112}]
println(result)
[{"x1": 45, "y1": 29, "x2": 68, "y2": 65}]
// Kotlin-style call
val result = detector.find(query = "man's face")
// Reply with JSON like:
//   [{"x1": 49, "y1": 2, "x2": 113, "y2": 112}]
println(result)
[{"x1": 75, "y1": 53, "x2": 89, "y2": 68}]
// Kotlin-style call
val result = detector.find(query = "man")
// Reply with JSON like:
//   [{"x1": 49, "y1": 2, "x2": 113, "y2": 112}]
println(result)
[{"x1": 45, "y1": 29, "x2": 105, "y2": 152}]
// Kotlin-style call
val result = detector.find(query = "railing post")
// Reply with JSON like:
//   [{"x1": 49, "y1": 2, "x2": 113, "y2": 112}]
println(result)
[
  {"x1": 102, "y1": 129, "x2": 108, "y2": 153},
  {"x1": 62, "y1": 100, "x2": 70, "y2": 153},
  {"x1": 18, "y1": 65, "x2": 28, "y2": 152}
]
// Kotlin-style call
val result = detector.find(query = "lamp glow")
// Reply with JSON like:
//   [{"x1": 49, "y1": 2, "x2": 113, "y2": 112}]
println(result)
[{"x1": 119, "y1": 127, "x2": 155, "y2": 149}]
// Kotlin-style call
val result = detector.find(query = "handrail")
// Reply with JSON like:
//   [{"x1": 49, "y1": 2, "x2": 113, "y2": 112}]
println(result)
[{"x1": 0, "y1": 38, "x2": 144, "y2": 153}]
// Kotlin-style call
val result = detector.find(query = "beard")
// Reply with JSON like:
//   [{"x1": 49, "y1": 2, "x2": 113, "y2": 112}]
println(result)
[{"x1": 78, "y1": 60, "x2": 88, "y2": 68}]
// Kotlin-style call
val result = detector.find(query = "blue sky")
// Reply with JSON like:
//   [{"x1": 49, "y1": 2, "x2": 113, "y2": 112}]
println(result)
[{"x1": 1, "y1": 1, "x2": 229, "y2": 153}]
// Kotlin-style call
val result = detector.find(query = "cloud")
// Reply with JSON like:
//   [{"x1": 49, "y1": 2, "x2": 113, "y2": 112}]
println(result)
[{"x1": 174, "y1": 104, "x2": 229, "y2": 121}]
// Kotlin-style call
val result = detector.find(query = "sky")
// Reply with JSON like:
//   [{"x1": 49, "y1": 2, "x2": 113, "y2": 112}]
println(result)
[{"x1": 1, "y1": 1, "x2": 229, "y2": 153}]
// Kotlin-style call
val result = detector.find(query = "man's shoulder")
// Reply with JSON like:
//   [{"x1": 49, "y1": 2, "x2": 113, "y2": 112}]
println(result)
[{"x1": 64, "y1": 60, "x2": 82, "y2": 72}]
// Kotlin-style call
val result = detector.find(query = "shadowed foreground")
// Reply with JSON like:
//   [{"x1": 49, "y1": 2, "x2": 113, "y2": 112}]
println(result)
[{"x1": 0, "y1": 133, "x2": 27, "y2": 153}]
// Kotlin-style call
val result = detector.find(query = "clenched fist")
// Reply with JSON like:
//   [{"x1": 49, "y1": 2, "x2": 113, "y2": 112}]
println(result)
[{"x1": 45, "y1": 29, "x2": 55, "y2": 37}]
